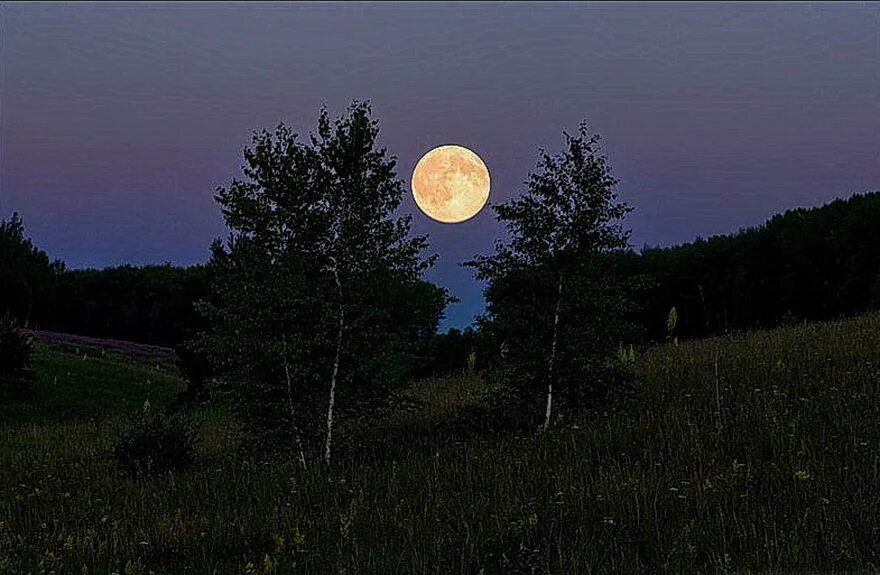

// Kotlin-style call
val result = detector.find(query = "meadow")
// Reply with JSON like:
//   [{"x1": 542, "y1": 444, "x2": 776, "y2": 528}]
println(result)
[{"x1": 2, "y1": 314, "x2": 880, "y2": 574}]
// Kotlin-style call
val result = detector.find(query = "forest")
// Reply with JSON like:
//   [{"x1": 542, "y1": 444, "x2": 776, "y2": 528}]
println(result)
[{"x1": 4, "y1": 189, "x2": 880, "y2": 359}]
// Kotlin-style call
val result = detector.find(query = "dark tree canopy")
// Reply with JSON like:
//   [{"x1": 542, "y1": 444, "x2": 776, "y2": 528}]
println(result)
[
  {"x1": 198, "y1": 102, "x2": 449, "y2": 457},
  {"x1": 0, "y1": 213, "x2": 64, "y2": 328},
  {"x1": 636, "y1": 190, "x2": 880, "y2": 341},
  {"x1": 51, "y1": 264, "x2": 208, "y2": 347},
  {"x1": 469, "y1": 123, "x2": 637, "y2": 427}
]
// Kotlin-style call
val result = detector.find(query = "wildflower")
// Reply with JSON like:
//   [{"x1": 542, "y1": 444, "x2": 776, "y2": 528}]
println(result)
[
  {"x1": 339, "y1": 512, "x2": 352, "y2": 539},
  {"x1": 666, "y1": 307, "x2": 678, "y2": 335},
  {"x1": 265, "y1": 534, "x2": 282, "y2": 557},
  {"x1": 262, "y1": 554, "x2": 274, "y2": 573},
  {"x1": 292, "y1": 528, "x2": 305, "y2": 547}
]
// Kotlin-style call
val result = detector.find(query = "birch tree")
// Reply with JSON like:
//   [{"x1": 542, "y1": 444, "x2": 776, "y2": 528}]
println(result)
[
  {"x1": 308, "y1": 103, "x2": 445, "y2": 463},
  {"x1": 198, "y1": 102, "x2": 445, "y2": 461},
  {"x1": 469, "y1": 122, "x2": 633, "y2": 429}
]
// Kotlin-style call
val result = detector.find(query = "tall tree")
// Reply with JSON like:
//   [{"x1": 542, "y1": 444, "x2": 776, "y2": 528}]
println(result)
[
  {"x1": 0, "y1": 213, "x2": 64, "y2": 328},
  {"x1": 469, "y1": 122, "x2": 633, "y2": 429},
  {"x1": 198, "y1": 102, "x2": 446, "y2": 463}
]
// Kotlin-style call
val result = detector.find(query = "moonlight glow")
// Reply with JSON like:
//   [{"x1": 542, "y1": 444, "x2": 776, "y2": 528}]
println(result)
[{"x1": 411, "y1": 145, "x2": 490, "y2": 224}]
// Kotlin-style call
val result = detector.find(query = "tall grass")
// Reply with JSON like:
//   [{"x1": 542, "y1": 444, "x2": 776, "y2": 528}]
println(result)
[{"x1": 2, "y1": 314, "x2": 880, "y2": 573}]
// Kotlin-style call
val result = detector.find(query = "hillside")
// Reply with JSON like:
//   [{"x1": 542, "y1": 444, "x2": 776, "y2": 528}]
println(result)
[
  {"x1": 2, "y1": 315, "x2": 880, "y2": 573},
  {"x1": 0, "y1": 336, "x2": 181, "y2": 425},
  {"x1": 5, "y1": 193, "x2": 880, "y2": 351},
  {"x1": 639, "y1": 191, "x2": 880, "y2": 340}
]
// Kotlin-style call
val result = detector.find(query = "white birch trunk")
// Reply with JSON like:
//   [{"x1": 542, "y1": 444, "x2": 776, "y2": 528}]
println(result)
[
  {"x1": 543, "y1": 273, "x2": 564, "y2": 430},
  {"x1": 324, "y1": 263, "x2": 344, "y2": 465}
]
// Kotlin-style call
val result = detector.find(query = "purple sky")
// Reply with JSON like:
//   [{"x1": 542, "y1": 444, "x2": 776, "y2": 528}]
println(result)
[{"x1": 2, "y1": 2, "x2": 879, "y2": 329}]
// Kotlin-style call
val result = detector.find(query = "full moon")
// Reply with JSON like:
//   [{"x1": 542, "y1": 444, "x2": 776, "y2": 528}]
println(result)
[{"x1": 411, "y1": 145, "x2": 490, "y2": 223}]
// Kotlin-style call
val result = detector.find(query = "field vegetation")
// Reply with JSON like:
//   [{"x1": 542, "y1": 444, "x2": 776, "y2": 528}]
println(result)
[{"x1": 2, "y1": 313, "x2": 879, "y2": 573}]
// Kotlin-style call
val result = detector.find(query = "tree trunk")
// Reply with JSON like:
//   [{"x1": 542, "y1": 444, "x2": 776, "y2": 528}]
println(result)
[
  {"x1": 282, "y1": 336, "x2": 307, "y2": 469},
  {"x1": 697, "y1": 283, "x2": 710, "y2": 334},
  {"x1": 544, "y1": 273, "x2": 564, "y2": 430},
  {"x1": 324, "y1": 264, "x2": 344, "y2": 465}
]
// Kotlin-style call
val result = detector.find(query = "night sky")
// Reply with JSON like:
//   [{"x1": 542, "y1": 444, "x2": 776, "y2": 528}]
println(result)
[{"x1": 2, "y1": 2, "x2": 879, "y2": 329}]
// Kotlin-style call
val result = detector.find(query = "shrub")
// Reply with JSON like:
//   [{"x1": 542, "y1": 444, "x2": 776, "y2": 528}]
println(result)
[
  {"x1": 112, "y1": 401, "x2": 198, "y2": 475},
  {"x1": 0, "y1": 315, "x2": 35, "y2": 396},
  {"x1": 174, "y1": 343, "x2": 213, "y2": 404}
]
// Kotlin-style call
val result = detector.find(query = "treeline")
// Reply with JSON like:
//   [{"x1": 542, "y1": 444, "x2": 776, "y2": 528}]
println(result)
[
  {"x1": 637, "y1": 191, "x2": 880, "y2": 341},
  {"x1": 3, "y1": 192, "x2": 879, "y2": 363},
  {"x1": 0, "y1": 229, "x2": 207, "y2": 347},
  {"x1": 425, "y1": 191, "x2": 880, "y2": 374},
  {"x1": 1, "y1": 214, "x2": 205, "y2": 344},
  {"x1": 53, "y1": 265, "x2": 209, "y2": 346}
]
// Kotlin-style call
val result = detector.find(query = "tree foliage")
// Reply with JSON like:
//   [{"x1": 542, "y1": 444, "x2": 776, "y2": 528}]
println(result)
[
  {"x1": 51, "y1": 264, "x2": 208, "y2": 346},
  {"x1": 112, "y1": 401, "x2": 198, "y2": 476},
  {"x1": 636, "y1": 191, "x2": 880, "y2": 340},
  {"x1": 197, "y1": 102, "x2": 448, "y2": 459},
  {"x1": 468, "y1": 123, "x2": 637, "y2": 428},
  {"x1": 0, "y1": 213, "x2": 64, "y2": 327},
  {"x1": 0, "y1": 315, "x2": 35, "y2": 397}
]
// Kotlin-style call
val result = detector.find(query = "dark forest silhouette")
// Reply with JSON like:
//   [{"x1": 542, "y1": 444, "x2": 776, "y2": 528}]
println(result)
[{"x1": 3, "y1": 189, "x2": 879, "y2": 353}]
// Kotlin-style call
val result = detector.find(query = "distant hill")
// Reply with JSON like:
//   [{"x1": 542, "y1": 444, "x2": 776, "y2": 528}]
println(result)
[
  {"x1": 24, "y1": 329, "x2": 178, "y2": 369},
  {"x1": 4, "y1": 191, "x2": 880, "y2": 345},
  {"x1": 637, "y1": 190, "x2": 880, "y2": 340}
]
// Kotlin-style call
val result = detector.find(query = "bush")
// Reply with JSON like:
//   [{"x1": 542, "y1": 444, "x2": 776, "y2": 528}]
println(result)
[
  {"x1": 112, "y1": 401, "x2": 198, "y2": 475},
  {"x1": 0, "y1": 315, "x2": 35, "y2": 397},
  {"x1": 174, "y1": 343, "x2": 213, "y2": 405}
]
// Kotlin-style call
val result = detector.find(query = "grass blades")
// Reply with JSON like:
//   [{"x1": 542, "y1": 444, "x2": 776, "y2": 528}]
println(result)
[{"x1": 2, "y1": 314, "x2": 880, "y2": 573}]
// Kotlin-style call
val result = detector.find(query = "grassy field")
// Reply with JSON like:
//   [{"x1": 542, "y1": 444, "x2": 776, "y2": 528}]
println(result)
[{"x1": 2, "y1": 315, "x2": 880, "y2": 573}]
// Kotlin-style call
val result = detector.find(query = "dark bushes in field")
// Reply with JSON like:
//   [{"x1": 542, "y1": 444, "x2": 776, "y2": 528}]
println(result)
[
  {"x1": 173, "y1": 343, "x2": 213, "y2": 405},
  {"x1": 0, "y1": 315, "x2": 35, "y2": 397},
  {"x1": 112, "y1": 402, "x2": 198, "y2": 475}
]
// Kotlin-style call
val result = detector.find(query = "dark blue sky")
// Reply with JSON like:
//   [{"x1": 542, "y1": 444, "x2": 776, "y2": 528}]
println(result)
[{"x1": 2, "y1": 2, "x2": 878, "y2": 329}]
